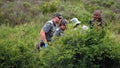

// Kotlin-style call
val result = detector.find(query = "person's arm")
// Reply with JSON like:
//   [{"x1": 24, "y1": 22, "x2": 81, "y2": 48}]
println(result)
[
  {"x1": 40, "y1": 29, "x2": 47, "y2": 43},
  {"x1": 40, "y1": 22, "x2": 51, "y2": 43}
]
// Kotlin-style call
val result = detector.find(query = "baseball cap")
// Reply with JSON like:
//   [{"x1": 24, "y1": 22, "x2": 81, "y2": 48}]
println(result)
[{"x1": 54, "y1": 13, "x2": 63, "y2": 19}]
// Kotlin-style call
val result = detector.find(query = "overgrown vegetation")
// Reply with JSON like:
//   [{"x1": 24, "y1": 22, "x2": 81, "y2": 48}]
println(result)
[
  {"x1": 40, "y1": 28, "x2": 120, "y2": 68},
  {"x1": 0, "y1": 0, "x2": 120, "y2": 68}
]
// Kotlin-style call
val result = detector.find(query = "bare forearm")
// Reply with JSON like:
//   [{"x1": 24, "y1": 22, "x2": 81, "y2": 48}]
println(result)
[{"x1": 40, "y1": 29, "x2": 47, "y2": 43}]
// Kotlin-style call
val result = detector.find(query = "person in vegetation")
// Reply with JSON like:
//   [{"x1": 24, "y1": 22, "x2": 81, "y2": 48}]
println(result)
[
  {"x1": 53, "y1": 19, "x2": 68, "y2": 37},
  {"x1": 36, "y1": 13, "x2": 63, "y2": 50},
  {"x1": 70, "y1": 17, "x2": 89, "y2": 31},
  {"x1": 70, "y1": 17, "x2": 81, "y2": 28},
  {"x1": 89, "y1": 10, "x2": 107, "y2": 30}
]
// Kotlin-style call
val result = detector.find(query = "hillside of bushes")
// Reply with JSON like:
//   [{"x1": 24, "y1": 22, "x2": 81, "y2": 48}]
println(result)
[{"x1": 0, "y1": 0, "x2": 120, "y2": 68}]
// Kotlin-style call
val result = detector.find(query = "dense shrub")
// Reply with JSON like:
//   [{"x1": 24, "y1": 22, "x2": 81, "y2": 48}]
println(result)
[
  {"x1": 40, "y1": 0, "x2": 58, "y2": 14},
  {"x1": 39, "y1": 27, "x2": 120, "y2": 68},
  {"x1": 0, "y1": 39, "x2": 36, "y2": 68},
  {"x1": 0, "y1": 23, "x2": 43, "y2": 68},
  {"x1": 0, "y1": 0, "x2": 120, "y2": 68},
  {"x1": 102, "y1": 9, "x2": 116, "y2": 22},
  {"x1": 110, "y1": 2, "x2": 120, "y2": 14},
  {"x1": 102, "y1": 0, "x2": 115, "y2": 8},
  {"x1": 0, "y1": 0, "x2": 42, "y2": 25},
  {"x1": 82, "y1": 0, "x2": 101, "y2": 13}
]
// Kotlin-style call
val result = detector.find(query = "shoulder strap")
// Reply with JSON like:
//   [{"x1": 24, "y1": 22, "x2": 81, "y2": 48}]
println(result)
[
  {"x1": 48, "y1": 20, "x2": 57, "y2": 27},
  {"x1": 48, "y1": 20, "x2": 53, "y2": 25}
]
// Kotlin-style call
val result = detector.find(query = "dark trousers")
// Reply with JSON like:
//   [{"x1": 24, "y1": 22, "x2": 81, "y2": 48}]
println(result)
[
  {"x1": 36, "y1": 41, "x2": 45, "y2": 50},
  {"x1": 40, "y1": 41, "x2": 45, "y2": 47}
]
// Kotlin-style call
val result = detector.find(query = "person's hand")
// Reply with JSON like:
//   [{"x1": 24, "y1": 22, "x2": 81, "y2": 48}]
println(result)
[{"x1": 45, "y1": 43, "x2": 48, "y2": 47}]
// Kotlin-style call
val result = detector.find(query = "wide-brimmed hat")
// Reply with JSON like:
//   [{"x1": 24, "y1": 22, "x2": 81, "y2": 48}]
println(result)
[{"x1": 70, "y1": 17, "x2": 81, "y2": 25}]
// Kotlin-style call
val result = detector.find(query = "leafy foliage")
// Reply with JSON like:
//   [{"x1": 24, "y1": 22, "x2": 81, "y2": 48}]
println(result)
[
  {"x1": 0, "y1": 0, "x2": 120, "y2": 68},
  {"x1": 40, "y1": 28, "x2": 120, "y2": 68}
]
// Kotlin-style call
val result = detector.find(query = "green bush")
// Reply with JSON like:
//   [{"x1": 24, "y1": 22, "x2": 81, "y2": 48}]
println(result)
[
  {"x1": 0, "y1": 39, "x2": 35, "y2": 68},
  {"x1": 0, "y1": 22, "x2": 42, "y2": 68},
  {"x1": 102, "y1": 0, "x2": 115, "y2": 8},
  {"x1": 77, "y1": 10, "x2": 91, "y2": 24},
  {"x1": 0, "y1": 0, "x2": 120, "y2": 68},
  {"x1": 102, "y1": 9, "x2": 116, "y2": 22},
  {"x1": 82, "y1": 0, "x2": 100, "y2": 13},
  {"x1": 23, "y1": 2, "x2": 31, "y2": 8},
  {"x1": 110, "y1": 3, "x2": 120, "y2": 13},
  {"x1": 40, "y1": 1, "x2": 58, "y2": 14},
  {"x1": 39, "y1": 28, "x2": 120, "y2": 68},
  {"x1": 0, "y1": 1, "x2": 41, "y2": 25}
]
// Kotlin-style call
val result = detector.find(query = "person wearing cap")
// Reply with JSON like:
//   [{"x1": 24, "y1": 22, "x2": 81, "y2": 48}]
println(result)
[
  {"x1": 89, "y1": 10, "x2": 107, "y2": 30},
  {"x1": 53, "y1": 19, "x2": 68, "y2": 37},
  {"x1": 37, "y1": 13, "x2": 63, "y2": 50},
  {"x1": 70, "y1": 17, "x2": 81, "y2": 28}
]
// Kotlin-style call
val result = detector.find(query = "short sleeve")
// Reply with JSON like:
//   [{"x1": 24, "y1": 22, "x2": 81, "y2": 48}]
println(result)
[{"x1": 42, "y1": 22, "x2": 52, "y2": 33}]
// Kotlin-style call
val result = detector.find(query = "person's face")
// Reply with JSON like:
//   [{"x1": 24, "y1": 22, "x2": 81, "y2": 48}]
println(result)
[
  {"x1": 93, "y1": 13, "x2": 101, "y2": 20},
  {"x1": 60, "y1": 24, "x2": 66, "y2": 31},
  {"x1": 54, "y1": 17, "x2": 62, "y2": 24}
]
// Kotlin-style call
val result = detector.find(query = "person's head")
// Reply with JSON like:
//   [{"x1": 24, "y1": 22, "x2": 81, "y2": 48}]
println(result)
[
  {"x1": 93, "y1": 10, "x2": 101, "y2": 20},
  {"x1": 53, "y1": 13, "x2": 63, "y2": 25},
  {"x1": 59, "y1": 19, "x2": 68, "y2": 31},
  {"x1": 70, "y1": 17, "x2": 81, "y2": 28}
]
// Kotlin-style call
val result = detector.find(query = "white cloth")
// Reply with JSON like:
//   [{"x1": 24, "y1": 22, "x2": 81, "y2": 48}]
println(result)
[
  {"x1": 70, "y1": 17, "x2": 81, "y2": 25},
  {"x1": 81, "y1": 25, "x2": 89, "y2": 31}
]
